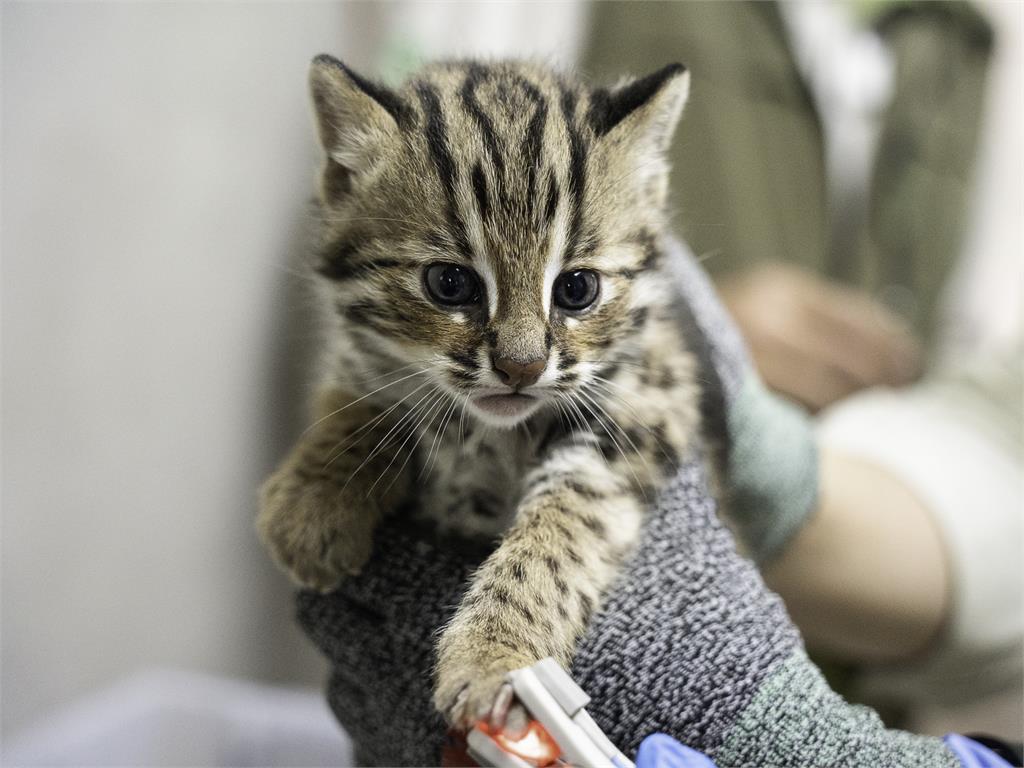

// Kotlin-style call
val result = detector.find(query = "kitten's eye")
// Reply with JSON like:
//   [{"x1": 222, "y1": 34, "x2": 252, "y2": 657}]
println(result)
[
  {"x1": 553, "y1": 270, "x2": 600, "y2": 311},
  {"x1": 424, "y1": 263, "x2": 480, "y2": 306}
]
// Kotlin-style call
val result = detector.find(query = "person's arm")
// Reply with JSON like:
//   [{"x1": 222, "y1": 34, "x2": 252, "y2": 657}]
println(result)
[
  {"x1": 684, "y1": 253, "x2": 951, "y2": 662},
  {"x1": 296, "y1": 458, "x2": 965, "y2": 767},
  {"x1": 764, "y1": 447, "x2": 950, "y2": 663},
  {"x1": 293, "y1": 241, "x2": 972, "y2": 766},
  {"x1": 791, "y1": 373, "x2": 1024, "y2": 701}
]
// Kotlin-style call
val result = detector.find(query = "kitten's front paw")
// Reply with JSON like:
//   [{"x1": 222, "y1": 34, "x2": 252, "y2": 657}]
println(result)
[
  {"x1": 436, "y1": 666, "x2": 516, "y2": 731},
  {"x1": 257, "y1": 474, "x2": 373, "y2": 593},
  {"x1": 435, "y1": 633, "x2": 532, "y2": 731}
]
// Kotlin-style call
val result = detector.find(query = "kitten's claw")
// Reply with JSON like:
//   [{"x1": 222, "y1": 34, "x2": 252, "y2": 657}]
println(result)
[
  {"x1": 450, "y1": 686, "x2": 471, "y2": 721},
  {"x1": 489, "y1": 682, "x2": 515, "y2": 729},
  {"x1": 437, "y1": 668, "x2": 523, "y2": 732},
  {"x1": 488, "y1": 683, "x2": 529, "y2": 739}
]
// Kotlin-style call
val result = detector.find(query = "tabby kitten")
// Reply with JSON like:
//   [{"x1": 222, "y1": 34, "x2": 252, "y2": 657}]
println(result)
[{"x1": 258, "y1": 56, "x2": 701, "y2": 729}]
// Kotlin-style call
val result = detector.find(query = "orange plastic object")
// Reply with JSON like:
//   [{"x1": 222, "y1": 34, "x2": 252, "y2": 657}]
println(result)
[{"x1": 478, "y1": 719, "x2": 562, "y2": 767}]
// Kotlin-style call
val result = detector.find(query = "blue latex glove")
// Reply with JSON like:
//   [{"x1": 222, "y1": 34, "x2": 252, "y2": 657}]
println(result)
[
  {"x1": 944, "y1": 734, "x2": 1016, "y2": 768},
  {"x1": 636, "y1": 734, "x2": 718, "y2": 768}
]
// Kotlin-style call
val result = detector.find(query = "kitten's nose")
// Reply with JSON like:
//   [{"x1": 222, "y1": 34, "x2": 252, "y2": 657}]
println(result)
[{"x1": 491, "y1": 355, "x2": 546, "y2": 389}]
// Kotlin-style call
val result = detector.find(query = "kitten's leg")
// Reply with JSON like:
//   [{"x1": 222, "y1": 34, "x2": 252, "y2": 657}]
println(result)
[
  {"x1": 257, "y1": 387, "x2": 412, "y2": 592},
  {"x1": 435, "y1": 342, "x2": 699, "y2": 728},
  {"x1": 434, "y1": 441, "x2": 647, "y2": 729}
]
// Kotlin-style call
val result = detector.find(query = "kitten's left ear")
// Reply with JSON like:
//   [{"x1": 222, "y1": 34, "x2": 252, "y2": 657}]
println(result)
[
  {"x1": 588, "y1": 63, "x2": 690, "y2": 153},
  {"x1": 308, "y1": 55, "x2": 408, "y2": 201}
]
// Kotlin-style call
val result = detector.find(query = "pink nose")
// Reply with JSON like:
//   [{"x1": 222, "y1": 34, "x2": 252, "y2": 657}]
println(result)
[{"x1": 491, "y1": 355, "x2": 546, "y2": 389}]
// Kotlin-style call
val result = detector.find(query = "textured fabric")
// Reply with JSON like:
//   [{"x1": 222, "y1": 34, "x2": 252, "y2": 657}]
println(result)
[
  {"x1": 298, "y1": 530, "x2": 478, "y2": 766},
  {"x1": 297, "y1": 456, "x2": 801, "y2": 766},
  {"x1": 726, "y1": 376, "x2": 819, "y2": 562},
  {"x1": 666, "y1": 238, "x2": 818, "y2": 562},
  {"x1": 569, "y1": 460, "x2": 801, "y2": 756},
  {"x1": 717, "y1": 649, "x2": 958, "y2": 768},
  {"x1": 582, "y1": 1, "x2": 993, "y2": 343},
  {"x1": 297, "y1": 453, "x2": 959, "y2": 767}
]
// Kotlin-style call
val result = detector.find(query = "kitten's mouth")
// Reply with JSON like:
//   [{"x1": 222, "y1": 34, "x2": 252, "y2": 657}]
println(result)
[{"x1": 471, "y1": 392, "x2": 539, "y2": 421}]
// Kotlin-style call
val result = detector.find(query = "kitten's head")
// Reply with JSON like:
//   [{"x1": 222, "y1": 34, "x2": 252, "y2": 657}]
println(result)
[{"x1": 309, "y1": 57, "x2": 688, "y2": 428}]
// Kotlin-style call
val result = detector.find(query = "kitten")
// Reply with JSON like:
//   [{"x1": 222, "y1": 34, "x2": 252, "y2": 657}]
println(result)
[{"x1": 258, "y1": 56, "x2": 702, "y2": 730}]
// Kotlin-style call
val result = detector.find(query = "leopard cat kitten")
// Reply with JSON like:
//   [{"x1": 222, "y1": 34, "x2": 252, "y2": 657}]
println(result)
[{"x1": 258, "y1": 56, "x2": 702, "y2": 729}]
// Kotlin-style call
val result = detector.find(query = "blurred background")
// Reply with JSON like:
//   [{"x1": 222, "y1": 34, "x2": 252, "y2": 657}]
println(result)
[{"x1": 2, "y1": 1, "x2": 1021, "y2": 765}]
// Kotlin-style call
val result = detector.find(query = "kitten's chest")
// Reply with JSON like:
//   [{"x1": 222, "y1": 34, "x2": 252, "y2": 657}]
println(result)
[{"x1": 416, "y1": 425, "x2": 537, "y2": 537}]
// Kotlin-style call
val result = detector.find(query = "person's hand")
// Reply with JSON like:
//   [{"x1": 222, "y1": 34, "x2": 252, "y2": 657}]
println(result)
[
  {"x1": 297, "y1": 461, "x2": 963, "y2": 767},
  {"x1": 637, "y1": 734, "x2": 719, "y2": 768},
  {"x1": 716, "y1": 264, "x2": 922, "y2": 411}
]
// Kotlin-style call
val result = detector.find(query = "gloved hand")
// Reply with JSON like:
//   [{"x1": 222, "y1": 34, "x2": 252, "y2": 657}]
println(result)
[
  {"x1": 297, "y1": 458, "x2": 962, "y2": 768},
  {"x1": 637, "y1": 734, "x2": 718, "y2": 768}
]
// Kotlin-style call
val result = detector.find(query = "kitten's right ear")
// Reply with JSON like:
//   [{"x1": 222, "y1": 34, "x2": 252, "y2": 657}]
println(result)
[
  {"x1": 308, "y1": 55, "x2": 407, "y2": 200},
  {"x1": 588, "y1": 63, "x2": 689, "y2": 153}
]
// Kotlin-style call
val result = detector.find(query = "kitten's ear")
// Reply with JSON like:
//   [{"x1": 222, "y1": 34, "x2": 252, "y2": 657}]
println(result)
[
  {"x1": 588, "y1": 63, "x2": 689, "y2": 153},
  {"x1": 308, "y1": 55, "x2": 407, "y2": 201}
]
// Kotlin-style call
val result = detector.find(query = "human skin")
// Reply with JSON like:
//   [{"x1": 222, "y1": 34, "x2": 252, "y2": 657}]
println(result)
[
  {"x1": 716, "y1": 264, "x2": 922, "y2": 412},
  {"x1": 764, "y1": 447, "x2": 951, "y2": 663}
]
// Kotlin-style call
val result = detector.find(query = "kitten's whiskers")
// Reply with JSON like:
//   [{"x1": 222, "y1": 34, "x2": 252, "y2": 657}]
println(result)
[
  {"x1": 573, "y1": 388, "x2": 647, "y2": 497},
  {"x1": 302, "y1": 368, "x2": 432, "y2": 437},
  {"x1": 338, "y1": 385, "x2": 439, "y2": 484},
  {"x1": 323, "y1": 377, "x2": 433, "y2": 467},
  {"x1": 372, "y1": 389, "x2": 449, "y2": 495},
  {"x1": 419, "y1": 397, "x2": 459, "y2": 484},
  {"x1": 586, "y1": 377, "x2": 676, "y2": 468},
  {"x1": 553, "y1": 393, "x2": 612, "y2": 473}
]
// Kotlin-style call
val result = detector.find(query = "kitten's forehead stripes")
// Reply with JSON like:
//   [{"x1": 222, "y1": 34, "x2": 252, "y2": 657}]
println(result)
[
  {"x1": 517, "y1": 76, "x2": 548, "y2": 219},
  {"x1": 459, "y1": 66, "x2": 550, "y2": 226},
  {"x1": 407, "y1": 67, "x2": 602, "y2": 281},
  {"x1": 460, "y1": 65, "x2": 507, "y2": 184},
  {"x1": 543, "y1": 175, "x2": 560, "y2": 226},
  {"x1": 559, "y1": 86, "x2": 588, "y2": 264},
  {"x1": 471, "y1": 161, "x2": 490, "y2": 222},
  {"x1": 415, "y1": 81, "x2": 474, "y2": 262}
]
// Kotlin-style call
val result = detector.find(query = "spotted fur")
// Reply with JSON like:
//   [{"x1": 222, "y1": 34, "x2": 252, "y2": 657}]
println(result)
[{"x1": 258, "y1": 57, "x2": 700, "y2": 729}]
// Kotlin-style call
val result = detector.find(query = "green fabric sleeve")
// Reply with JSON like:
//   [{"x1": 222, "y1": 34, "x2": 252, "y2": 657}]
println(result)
[
  {"x1": 726, "y1": 375, "x2": 819, "y2": 562},
  {"x1": 717, "y1": 649, "x2": 959, "y2": 768}
]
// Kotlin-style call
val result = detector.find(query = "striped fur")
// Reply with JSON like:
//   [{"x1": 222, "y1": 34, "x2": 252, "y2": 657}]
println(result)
[{"x1": 258, "y1": 57, "x2": 700, "y2": 728}]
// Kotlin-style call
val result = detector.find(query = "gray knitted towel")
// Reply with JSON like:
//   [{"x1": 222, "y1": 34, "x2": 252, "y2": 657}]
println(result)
[{"x1": 297, "y1": 457, "x2": 955, "y2": 767}]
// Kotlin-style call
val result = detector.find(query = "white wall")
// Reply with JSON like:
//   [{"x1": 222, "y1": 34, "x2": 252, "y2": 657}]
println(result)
[
  {"x1": 0, "y1": 1, "x2": 360, "y2": 741},
  {"x1": 946, "y1": 0, "x2": 1024, "y2": 356},
  {"x1": 0, "y1": 0, "x2": 584, "y2": 745}
]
